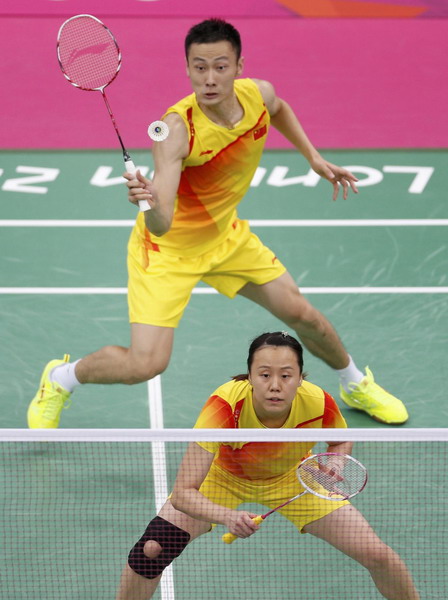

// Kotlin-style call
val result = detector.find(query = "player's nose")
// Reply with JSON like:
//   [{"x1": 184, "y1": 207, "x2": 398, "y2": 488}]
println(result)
[{"x1": 269, "y1": 377, "x2": 281, "y2": 391}]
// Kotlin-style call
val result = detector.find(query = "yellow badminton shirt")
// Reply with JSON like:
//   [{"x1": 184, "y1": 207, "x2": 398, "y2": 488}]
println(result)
[
  {"x1": 132, "y1": 78, "x2": 269, "y2": 257},
  {"x1": 194, "y1": 379, "x2": 347, "y2": 482}
]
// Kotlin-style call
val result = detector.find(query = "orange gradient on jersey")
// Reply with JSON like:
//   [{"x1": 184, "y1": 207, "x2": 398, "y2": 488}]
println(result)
[
  {"x1": 195, "y1": 386, "x2": 346, "y2": 480},
  {"x1": 168, "y1": 111, "x2": 268, "y2": 249}
]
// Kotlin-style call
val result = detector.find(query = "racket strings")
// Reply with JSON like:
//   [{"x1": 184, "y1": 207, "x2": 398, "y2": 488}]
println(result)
[
  {"x1": 58, "y1": 17, "x2": 120, "y2": 90},
  {"x1": 298, "y1": 455, "x2": 366, "y2": 499}
]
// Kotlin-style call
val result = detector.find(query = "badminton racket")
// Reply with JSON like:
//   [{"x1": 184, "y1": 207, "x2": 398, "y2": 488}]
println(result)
[
  {"x1": 222, "y1": 452, "x2": 367, "y2": 544},
  {"x1": 56, "y1": 13, "x2": 151, "y2": 212}
]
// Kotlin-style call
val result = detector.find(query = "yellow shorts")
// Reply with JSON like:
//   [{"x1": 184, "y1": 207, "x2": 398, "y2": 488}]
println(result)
[
  {"x1": 127, "y1": 219, "x2": 286, "y2": 327},
  {"x1": 199, "y1": 462, "x2": 349, "y2": 533}
]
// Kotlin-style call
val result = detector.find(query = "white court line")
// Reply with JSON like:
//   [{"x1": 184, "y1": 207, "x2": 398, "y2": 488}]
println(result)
[
  {"x1": 1, "y1": 287, "x2": 447, "y2": 294},
  {"x1": 147, "y1": 376, "x2": 174, "y2": 600},
  {"x1": 1, "y1": 219, "x2": 448, "y2": 227},
  {"x1": 250, "y1": 219, "x2": 448, "y2": 227},
  {"x1": 147, "y1": 376, "x2": 167, "y2": 510}
]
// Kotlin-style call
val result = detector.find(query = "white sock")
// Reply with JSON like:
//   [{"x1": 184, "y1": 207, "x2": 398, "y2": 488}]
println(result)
[
  {"x1": 50, "y1": 359, "x2": 81, "y2": 393},
  {"x1": 337, "y1": 356, "x2": 364, "y2": 393}
]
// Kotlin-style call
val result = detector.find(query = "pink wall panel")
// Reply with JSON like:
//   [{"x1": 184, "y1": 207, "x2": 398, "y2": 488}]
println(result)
[
  {"x1": 0, "y1": 0, "x2": 290, "y2": 17},
  {"x1": 2, "y1": 0, "x2": 447, "y2": 18},
  {"x1": 0, "y1": 16, "x2": 446, "y2": 149}
]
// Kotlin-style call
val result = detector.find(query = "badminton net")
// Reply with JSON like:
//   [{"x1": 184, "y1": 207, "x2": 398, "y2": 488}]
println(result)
[{"x1": 0, "y1": 428, "x2": 446, "y2": 600}]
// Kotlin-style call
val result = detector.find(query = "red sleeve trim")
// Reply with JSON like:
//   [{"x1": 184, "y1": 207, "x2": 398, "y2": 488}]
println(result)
[
  {"x1": 322, "y1": 391, "x2": 343, "y2": 428},
  {"x1": 186, "y1": 107, "x2": 195, "y2": 155}
]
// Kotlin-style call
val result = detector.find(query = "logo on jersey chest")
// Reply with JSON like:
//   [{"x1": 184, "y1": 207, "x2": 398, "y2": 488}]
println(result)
[{"x1": 253, "y1": 124, "x2": 267, "y2": 141}]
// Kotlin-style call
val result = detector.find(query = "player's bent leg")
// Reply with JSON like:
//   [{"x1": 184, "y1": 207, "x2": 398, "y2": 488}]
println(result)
[
  {"x1": 28, "y1": 324, "x2": 174, "y2": 429},
  {"x1": 115, "y1": 564, "x2": 161, "y2": 600},
  {"x1": 75, "y1": 324, "x2": 174, "y2": 385},
  {"x1": 116, "y1": 500, "x2": 210, "y2": 600},
  {"x1": 239, "y1": 272, "x2": 408, "y2": 425},
  {"x1": 128, "y1": 516, "x2": 190, "y2": 579},
  {"x1": 304, "y1": 505, "x2": 420, "y2": 600}
]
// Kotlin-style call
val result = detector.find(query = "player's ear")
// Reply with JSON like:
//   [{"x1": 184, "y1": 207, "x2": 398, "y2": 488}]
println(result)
[{"x1": 236, "y1": 56, "x2": 244, "y2": 77}]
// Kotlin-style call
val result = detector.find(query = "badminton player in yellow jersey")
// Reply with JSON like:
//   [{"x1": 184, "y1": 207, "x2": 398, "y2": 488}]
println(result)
[
  {"x1": 115, "y1": 332, "x2": 420, "y2": 600},
  {"x1": 28, "y1": 19, "x2": 408, "y2": 428}
]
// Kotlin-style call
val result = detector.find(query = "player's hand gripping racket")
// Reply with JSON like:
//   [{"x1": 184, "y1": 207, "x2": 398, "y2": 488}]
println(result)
[
  {"x1": 57, "y1": 14, "x2": 156, "y2": 212},
  {"x1": 222, "y1": 452, "x2": 367, "y2": 544}
]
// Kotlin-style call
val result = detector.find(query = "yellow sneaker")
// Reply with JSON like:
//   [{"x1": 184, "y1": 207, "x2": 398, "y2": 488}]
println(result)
[
  {"x1": 27, "y1": 355, "x2": 72, "y2": 428},
  {"x1": 340, "y1": 367, "x2": 409, "y2": 425}
]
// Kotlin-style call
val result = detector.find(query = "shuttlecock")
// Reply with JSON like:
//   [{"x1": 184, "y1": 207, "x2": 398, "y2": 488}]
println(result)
[{"x1": 147, "y1": 121, "x2": 169, "y2": 142}]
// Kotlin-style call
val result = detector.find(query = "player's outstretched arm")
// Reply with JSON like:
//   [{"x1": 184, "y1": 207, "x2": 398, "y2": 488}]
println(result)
[
  {"x1": 255, "y1": 78, "x2": 359, "y2": 201},
  {"x1": 124, "y1": 112, "x2": 188, "y2": 235},
  {"x1": 171, "y1": 443, "x2": 260, "y2": 538}
]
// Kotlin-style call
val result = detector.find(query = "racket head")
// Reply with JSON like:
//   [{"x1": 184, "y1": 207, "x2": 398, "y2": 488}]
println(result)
[
  {"x1": 57, "y1": 14, "x2": 121, "y2": 91},
  {"x1": 297, "y1": 452, "x2": 368, "y2": 501}
]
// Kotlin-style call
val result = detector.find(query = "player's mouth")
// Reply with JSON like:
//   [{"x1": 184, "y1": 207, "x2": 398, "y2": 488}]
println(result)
[
  {"x1": 266, "y1": 397, "x2": 283, "y2": 404},
  {"x1": 204, "y1": 92, "x2": 219, "y2": 99}
]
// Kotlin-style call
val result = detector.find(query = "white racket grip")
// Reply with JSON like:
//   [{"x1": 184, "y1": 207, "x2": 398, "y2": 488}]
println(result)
[
  {"x1": 124, "y1": 158, "x2": 151, "y2": 212},
  {"x1": 138, "y1": 200, "x2": 151, "y2": 212}
]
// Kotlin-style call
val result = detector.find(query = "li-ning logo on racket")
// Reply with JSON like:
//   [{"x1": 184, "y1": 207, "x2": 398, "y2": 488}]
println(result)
[{"x1": 66, "y1": 43, "x2": 110, "y2": 67}]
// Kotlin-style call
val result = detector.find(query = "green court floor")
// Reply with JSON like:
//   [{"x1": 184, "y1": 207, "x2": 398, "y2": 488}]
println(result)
[
  {"x1": 1, "y1": 439, "x2": 446, "y2": 599},
  {"x1": 0, "y1": 149, "x2": 447, "y2": 428}
]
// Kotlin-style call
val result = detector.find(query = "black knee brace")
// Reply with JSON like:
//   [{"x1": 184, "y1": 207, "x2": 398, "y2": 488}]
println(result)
[{"x1": 128, "y1": 516, "x2": 191, "y2": 579}]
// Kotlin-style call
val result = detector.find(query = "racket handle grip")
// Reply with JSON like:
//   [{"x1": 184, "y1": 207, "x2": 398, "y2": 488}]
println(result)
[
  {"x1": 138, "y1": 200, "x2": 151, "y2": 212},
  {"x1": 124, "y1": 158, "x2": 137, "y2": 177},
  {"x1": 222, "y1": 515, "x2": 263, "y2": 544},
  {"x1": 124, "y1": 158, "x2": 151, "y2": 213}
]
